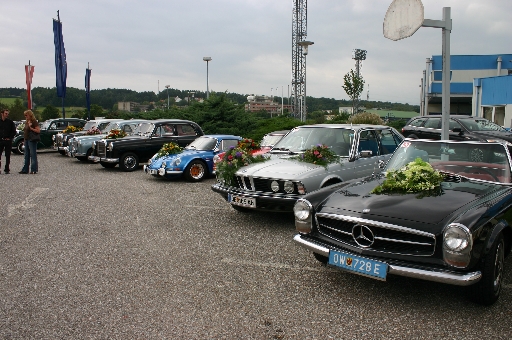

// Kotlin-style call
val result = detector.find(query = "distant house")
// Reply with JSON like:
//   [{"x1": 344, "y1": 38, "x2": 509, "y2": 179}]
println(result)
[
  {"x1": 245, "y1": 95, "x2": 292, "y2": 114},
  {"x1": 118, "y1": 102, "x2": 139, "y2": 112}
]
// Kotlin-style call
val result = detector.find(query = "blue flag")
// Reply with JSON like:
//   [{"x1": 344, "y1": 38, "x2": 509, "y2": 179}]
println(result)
[
  {"x1": 53, "y1": 18, "x2": 67, "y2": 98},
  {"x1": 85, "y1": 68, "x2": 91, "y2": 112}
]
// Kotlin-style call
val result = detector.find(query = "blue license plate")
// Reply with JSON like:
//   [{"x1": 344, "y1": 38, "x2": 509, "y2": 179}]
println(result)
[{"x1": 329, "y1": 250, "x2": 388, "y2": 280}]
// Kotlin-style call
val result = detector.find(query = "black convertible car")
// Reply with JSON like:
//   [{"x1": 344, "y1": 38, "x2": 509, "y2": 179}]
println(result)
[{"x1": 293, "y1": 139, "x2": 512, "y2": 305}]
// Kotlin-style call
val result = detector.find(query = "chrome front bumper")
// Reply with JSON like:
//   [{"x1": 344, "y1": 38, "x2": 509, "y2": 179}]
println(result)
[
  {"x1": 100, "y1": 157, "x2": 119, "y2": 163},
  {"x1": 293, "y1": 234, "x2": 482, "y2": 286}
]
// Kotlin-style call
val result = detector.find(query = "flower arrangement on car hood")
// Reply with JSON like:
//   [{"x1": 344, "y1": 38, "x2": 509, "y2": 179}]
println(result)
[
  {"x1": 371, "y1": 158, "x2": 444, "y2": 194},
  {"x1": 63, "y1": 125, "x2": 83, "y2": 133},
  {"x1": 105, "y1": 129, "x2": 127, "y2": 139},
  {"x1": 216, "y1": 139, "x2": 268, "y2": 186},
  {"x1": 293, "y1": 144, "x2": 340, "y2": 169},
  {"x1": 86, "y1": 126, "x2": 102, "y2": 135},
  {"x1": 155, "y1": 142, "x2": 183, "y2": 159}
]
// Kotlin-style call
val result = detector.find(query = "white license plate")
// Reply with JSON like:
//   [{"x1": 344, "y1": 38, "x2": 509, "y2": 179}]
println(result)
[
  {"x1": 148, "y1": 169, "x2": 157, "y2": 175},
  {"x1": 329, "y1": 250, "x2": 388, "y2": 280},
  {"x1": 228, "y1": 194, "x2": 256, "y2": 208}
]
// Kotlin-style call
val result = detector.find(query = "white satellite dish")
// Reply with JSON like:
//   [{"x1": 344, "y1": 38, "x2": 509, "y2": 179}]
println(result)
[{"x1": 383, "y1": 0, "x2": 424, "y2": 41}]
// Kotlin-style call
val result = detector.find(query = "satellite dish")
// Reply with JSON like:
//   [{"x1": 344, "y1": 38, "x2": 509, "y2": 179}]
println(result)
[{"x1": 383, "y1": 0, "x2": 424, "y2": 41}]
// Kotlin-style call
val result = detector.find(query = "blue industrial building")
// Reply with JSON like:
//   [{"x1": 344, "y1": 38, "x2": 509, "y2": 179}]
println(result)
[{"x1": 421, "y1": 54, "x2": 512, "y2": 127}]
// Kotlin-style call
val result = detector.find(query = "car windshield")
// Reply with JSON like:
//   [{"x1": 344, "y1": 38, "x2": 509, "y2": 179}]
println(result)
[
  {"x1": 261, "y1": 134, "x2": 285, "y2": 147},
  {"x1": 458, "y1": 118, "x2": 507, "y2": 132},
  {"x1": 271, "y1": 126, "x2": 354, "y2": 156},
  {"x1": 185, "y1": 136, "x2": 218, "y2": 151},
  {"x1": 82, "y1": 121, "x2": 97, "y2": 130},
  {"x1": 40, "y1": 120, "x2": 53, "y2": 130},
  {"x1": 103, "y1": 122, "x2": 120, "y2": 133},
  {"x1": 134, "y1": 122, "x2": 155, "y2": 135},
  {"x1": 385, "y1": 140, "x2": 512, "y2": 184}
]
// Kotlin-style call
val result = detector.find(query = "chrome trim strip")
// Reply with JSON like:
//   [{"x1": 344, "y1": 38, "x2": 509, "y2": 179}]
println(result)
[
  {"x1": 316, "y1": 213, "x2": 435, "y2": 239},
  {"x1": 293, "y1": 234, "x2": 481, "y2": 286},
  {"x1": 100, "y1": 158, "x2": 119, "y2": 163}
]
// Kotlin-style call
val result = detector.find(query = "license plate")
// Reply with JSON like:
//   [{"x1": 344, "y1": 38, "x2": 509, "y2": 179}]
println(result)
[
  {"x1": 148, "y1": 169, "x2": 157, "y2": 175},
  {"x1": 329, "y1": 250, "x2": 388, "y2": 280},
  {"x1": 228, "y1": 194, "x2": 256, "y2": 208}
]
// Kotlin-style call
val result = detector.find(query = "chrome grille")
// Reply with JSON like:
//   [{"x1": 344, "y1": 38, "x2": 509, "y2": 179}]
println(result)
[
  {"x1": 233, "y1": 175, "x2": 299, "y2": 194},
  {"x1": 316, "y1": 213, "x2": 436, "y2": 256},
  {"x1": 97, "y1": 141, "x2": 107, "y2": 158},
  {"x1": 55, "y1": 134, "x2": 63, "y2": 146},
  {"x1": 70, "y1": 139, "x2": 78, "y2": 154}
]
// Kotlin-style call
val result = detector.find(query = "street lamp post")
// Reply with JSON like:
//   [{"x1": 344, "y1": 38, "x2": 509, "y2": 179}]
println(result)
[
  {"x1": 203, "y1": 57, "x2": 212, "y2": 99},
  {"x1": 165, "y1": 85, "x2": 170, "y2": 109},
  {"x1": 298, "y1": 41, "x2": 314, "y2": 122}
]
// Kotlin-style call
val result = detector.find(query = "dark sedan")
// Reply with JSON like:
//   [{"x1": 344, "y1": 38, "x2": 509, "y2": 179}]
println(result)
[
  {"x1": 402, "y1": 115, "x2": 512, "y2": 142},
  {"x1": 93, "y1": 119, "x2": 203, "y2": 171},
  {"x1": 293, "y1": 139, "x2": 512, "y2": 305}
]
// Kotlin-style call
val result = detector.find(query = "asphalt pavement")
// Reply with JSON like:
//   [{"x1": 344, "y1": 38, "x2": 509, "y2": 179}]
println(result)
[{"x1": 1, "y1": 151, "x2": 511, "y2": 339}]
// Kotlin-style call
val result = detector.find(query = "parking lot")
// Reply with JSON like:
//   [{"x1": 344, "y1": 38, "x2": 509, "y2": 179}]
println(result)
[{"x1": 1, "y1": 151, "x2": 512, "y2": 339}]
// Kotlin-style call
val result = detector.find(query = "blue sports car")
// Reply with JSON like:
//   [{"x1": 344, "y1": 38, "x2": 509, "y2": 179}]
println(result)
[{"x1": 143, "y1": 135, "x2": 242, "y2": 181}]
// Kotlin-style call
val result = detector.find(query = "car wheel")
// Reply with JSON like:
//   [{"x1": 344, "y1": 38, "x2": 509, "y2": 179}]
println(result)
[
  {"x1": 76, "y1": 156, "x2": 88, "y2": 162},
  {"x1": 313, "y1": 253, "x2": 329, "y2": 265},
  {"x1": 231, "y1": 205, "x2": 250, "y2": 213},
  {"x1": 100, "y1": 161, "x2": 117, "y2": 168},
  {"x1": 467, "y1": 233, "x2": 505, "y2": 305},
  {"x1": 15, "y1": 141, "x2": 24, "y2": 154},
  {"x1": 119, "y1": 152, "x2": 139, "y2": 172},
  {"x1": 184, "y1": 160, "x2": 207, "y2": 182}
]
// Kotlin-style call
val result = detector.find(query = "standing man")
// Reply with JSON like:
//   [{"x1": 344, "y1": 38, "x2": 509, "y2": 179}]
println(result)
[{"x1": 0, "y1": 109, "x2": 17, "y2": 174}]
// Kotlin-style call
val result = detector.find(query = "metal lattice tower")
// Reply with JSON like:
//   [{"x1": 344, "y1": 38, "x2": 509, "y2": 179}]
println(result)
[
  {"x1": 291, "y1": 0, "x2": 307, "y2": 120},
  {"x1": 352, "y1": 48, "x2": 367, "y2": 113}
]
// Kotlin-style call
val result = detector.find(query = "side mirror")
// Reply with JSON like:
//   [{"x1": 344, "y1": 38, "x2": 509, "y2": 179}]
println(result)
[{"x1": 452, "y1": 127, "x2": 463, "y2": 134}]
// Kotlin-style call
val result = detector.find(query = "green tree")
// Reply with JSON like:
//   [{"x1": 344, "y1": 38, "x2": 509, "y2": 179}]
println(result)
[
  {"x1": 41, "y1": 105, "x2": 60, "y2": 121},
  {"x1": 342, "y1": 69, "x2": 365, "y2": 115},
  {"x1": 9, "y1": 98, "x2": 26, "y2": 121},
  {"x1": 89, "y1": 104, "x2": 105, "y2": 119}
]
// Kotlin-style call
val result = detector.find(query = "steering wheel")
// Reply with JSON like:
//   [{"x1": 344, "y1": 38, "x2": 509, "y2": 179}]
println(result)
[{"x1": 463, "y1": 167, "x2": 499, "y2": 182}]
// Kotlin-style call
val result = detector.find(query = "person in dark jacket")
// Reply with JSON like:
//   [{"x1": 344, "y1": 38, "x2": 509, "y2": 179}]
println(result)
[{"x1": 0, "y1": 109, "x2": 17, "y2": 174}]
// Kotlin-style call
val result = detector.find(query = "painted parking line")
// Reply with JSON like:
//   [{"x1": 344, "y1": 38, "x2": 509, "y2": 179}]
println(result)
[
  {"x1": 7, "y1": 187, "x2": 49, "y2": 217},
  {"x1": 221, "y1": 258, "x2": 336, "y2": 272}
]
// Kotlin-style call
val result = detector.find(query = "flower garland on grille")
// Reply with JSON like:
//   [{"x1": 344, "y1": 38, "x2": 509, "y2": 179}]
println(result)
[
  {"x1": 155, "y1": 142, "x2": 183, "y2": 159},
  {"x1": 371, "y1": 158, "x2": 444, "y2": 194},
  {"x1": 63, "y1": 125, "x2": 83, "y2": 133},
  {"x1": 86, "y1": 126, "x2": 102, "y2": 135},
  {"x1": 216, "y1": 139, "x2": 267, "y2": 186},
  {"x1": 105, "y1": 129, "x2": 127, "y2": 139},
  {"x1": 293, "y1": 144, "x2": 340, "y2": 169}
]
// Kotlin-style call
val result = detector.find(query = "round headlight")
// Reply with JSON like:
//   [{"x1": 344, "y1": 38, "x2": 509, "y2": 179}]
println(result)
[
  {"x1": 443, "y1": 224, "x2": 470, "y2": 251},
  {"x1": 294, "y1": 199, "x2": 312, "y2": 221},
  {"x1": 271, "y1": 180, "x2": 279, "y2": 192},
  {"x1": 284, "y1": 181, "x2": 294, "y2": 193},
  {"x1": 174, "y1": 158, "x2": 181, "y2": 166}
]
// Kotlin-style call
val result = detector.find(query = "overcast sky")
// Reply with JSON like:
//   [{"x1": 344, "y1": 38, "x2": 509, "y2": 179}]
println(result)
[{"x1": 1, "y1": 0, "x2": 510, "y2": 105}]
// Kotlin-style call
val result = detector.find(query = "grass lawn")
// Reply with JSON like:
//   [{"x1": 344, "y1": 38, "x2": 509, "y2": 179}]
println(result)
[{"x1": 0, "y1": 98, "x2": 18, "y2": 106}]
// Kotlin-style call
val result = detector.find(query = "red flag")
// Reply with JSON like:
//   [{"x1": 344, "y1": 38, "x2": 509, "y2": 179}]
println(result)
[{"x1": 25, "y1": 64, "x2": 35, "y2": 109}]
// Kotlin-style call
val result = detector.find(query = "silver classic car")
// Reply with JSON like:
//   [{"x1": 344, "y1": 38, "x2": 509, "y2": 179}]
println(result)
[
  {"x1": 211, "y1": 124, "x2": 404, "y2": 212},
  {"x1": 67, "y1": 119, "x2": 148, "y2": 161}
]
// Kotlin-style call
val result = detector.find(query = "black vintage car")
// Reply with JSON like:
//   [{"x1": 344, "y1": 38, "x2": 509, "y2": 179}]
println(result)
[
  {"x1": 92, "y1": 119, "x2": 203, "y2": 171},
  {"x1": 293, "y1": 139, "x2": 512, "y2": 305},
  {"x1": 402, "y1": 115, "x2": 512, "y2": 142}
]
